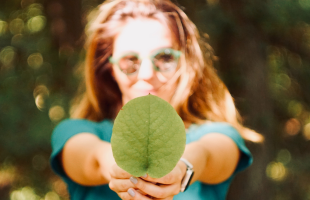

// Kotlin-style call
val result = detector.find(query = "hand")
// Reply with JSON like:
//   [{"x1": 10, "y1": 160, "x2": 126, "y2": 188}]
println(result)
[
  {"x1": 137, "y1": 161, "x2": 187, "y2": 200},
  {"x1": 109, "y1": 161, "x2": 187, "y2": 200},
  {"x1": 109, "y1": 163, "x2": 152, "y2": 200}
]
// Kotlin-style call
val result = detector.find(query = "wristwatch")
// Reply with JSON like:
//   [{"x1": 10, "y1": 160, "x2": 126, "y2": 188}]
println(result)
[{"x1": 180, "y1": 158, "x2": 194, "y2": 192}]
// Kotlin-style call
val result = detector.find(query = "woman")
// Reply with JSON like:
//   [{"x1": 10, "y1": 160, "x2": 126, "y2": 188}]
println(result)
[{"x1": 50, "y1": 0, "x2": 263, "y2": 199}]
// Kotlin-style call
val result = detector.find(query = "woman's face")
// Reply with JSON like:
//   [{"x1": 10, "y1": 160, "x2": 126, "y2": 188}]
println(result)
[{"x1": 111, "y1": 18, "x2": 178, "y2": 105}]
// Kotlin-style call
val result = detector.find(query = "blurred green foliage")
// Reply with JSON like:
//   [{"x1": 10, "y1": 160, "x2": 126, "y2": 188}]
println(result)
[{"x1": 0, "y1": 0, "x2": 310, "y2": 199}]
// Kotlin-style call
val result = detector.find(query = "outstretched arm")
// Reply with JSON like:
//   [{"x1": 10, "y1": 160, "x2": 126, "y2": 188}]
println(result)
[
  {"x1": 183, "y1": 133, "x2": 240, "y2": 184},
  {"x1": 60, "y1": 133, "x2": 115, "y2": 186}
]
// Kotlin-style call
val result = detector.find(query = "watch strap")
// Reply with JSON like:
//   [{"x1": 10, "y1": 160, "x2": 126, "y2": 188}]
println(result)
[{"x1": 180, "y1": 158, "x2": 194, "y2": 192}]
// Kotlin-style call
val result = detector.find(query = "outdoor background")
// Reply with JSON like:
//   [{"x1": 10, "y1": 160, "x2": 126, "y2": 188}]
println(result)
[{"x1": 0, "y1": 0, "x2": 310, "y2": 199}]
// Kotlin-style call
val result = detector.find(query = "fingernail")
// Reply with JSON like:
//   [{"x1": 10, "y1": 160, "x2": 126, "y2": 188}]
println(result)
[
  {"x1": 141, "y1": 174, "x2": 147, "y2": 178},
  {"x1": 128, "y1": 188, "x2": 135, "y2": 197},
  {"x1": 130, "y1": 176, "x2": 138, "y2": 184}
]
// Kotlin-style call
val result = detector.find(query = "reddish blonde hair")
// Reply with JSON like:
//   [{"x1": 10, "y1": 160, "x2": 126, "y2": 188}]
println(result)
[{"x1": 71, "y1": 0, "x2": 263, "y2": 142}]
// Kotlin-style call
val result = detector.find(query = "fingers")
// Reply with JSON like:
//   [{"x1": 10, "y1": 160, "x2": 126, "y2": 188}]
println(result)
[
  {"x1": 110, "y1": 164, "x2": 132, "y2": 179},
  {"x1": 141, "y1": 170, "x2": 182, "y2": 185},
  {"x1": 131, "y1": 177, "x2": 180, "y2": 199},
  {"x1": 109, "y1": 179, "x2": 150, "y2": 195},
  {"x1": 110, "y1": 176, "x2": 179, "y2": 199},
  {"x1": 141, "y1": 174, "x2": 175, "y2": 184},
  {"x1": 118, "y1": 188, "x2": 153, "y2": 200},
  {"x1": 109, "y1": 179, "x2": 134, "y2": 193},
  {"x1": 109, "y1": 163, "x2": 181, "y2": 199},
  {"x1": 109, "y1": 179, "x2": 152, "y2": 200}
]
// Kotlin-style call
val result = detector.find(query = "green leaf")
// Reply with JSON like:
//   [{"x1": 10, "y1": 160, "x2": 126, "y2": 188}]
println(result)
[{"x1": 111, "y1": 94, "x2": 186, "y2": 178}]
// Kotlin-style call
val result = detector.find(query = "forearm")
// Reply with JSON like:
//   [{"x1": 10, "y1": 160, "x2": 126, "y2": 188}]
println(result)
[
  {"x1": 61, "y1": 133, "x2": 115, "y2": 186},
  {"x1": 181, "y1": 133, "x2": 240, "y2": 185}
]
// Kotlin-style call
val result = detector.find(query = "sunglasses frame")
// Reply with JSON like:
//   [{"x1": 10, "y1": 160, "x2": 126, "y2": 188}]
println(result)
[{"x1": 109, "y1": 48, "x2": 182, "y2": 75}]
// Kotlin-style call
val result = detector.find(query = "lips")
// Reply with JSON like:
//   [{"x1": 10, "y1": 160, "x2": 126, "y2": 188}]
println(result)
[
  {"x1": 137, "y1": 89, "x2": 158, "y2": 95},
  {"x1": 133, "y1": 83, "x2": 161, "y2": 96}
]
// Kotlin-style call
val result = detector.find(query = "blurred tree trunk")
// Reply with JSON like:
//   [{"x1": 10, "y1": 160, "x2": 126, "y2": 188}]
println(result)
[
  {"x1": 44, "y1": 0, "x2": 83, "y2": 48},
  {"x1": 43, "y1": 0, "x2": 84, "y2": 93},
  {"x1": 223, "y1": 32, "x2": 275, "y2": 200},
  {"x1": 215, "y1": 0, "x2": 276, "y2": 198}
]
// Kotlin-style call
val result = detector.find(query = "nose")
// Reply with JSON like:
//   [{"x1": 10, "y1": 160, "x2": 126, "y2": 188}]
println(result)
[{"x1": 137, "y1": 58, "x2": 154, "y2": 80}]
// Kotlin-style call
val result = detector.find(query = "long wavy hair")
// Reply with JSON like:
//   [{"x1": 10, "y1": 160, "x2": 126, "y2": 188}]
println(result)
[{"x1": 71, "y1": 0, "x2": 263, "y2": 142}]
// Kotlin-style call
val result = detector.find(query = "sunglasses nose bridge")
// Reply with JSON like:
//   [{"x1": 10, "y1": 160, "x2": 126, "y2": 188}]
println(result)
[{"x1": 136, "y1": 57, "x2": 155, "y2": 80}]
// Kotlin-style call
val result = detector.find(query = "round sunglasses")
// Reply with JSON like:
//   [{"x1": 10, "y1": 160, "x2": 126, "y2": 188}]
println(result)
[{"x1": 109, "y1": 48, "x2": 181, "y2": 75}]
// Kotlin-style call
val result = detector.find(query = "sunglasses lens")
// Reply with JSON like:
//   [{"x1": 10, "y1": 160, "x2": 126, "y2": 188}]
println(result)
[
  {"x1": 113, "y1": 49, "x2": 180, "y2": 75},
  {"x1": 119, "y1": 55, "x2": 140, "y2": 74},
  {"x1": 153, "y1": 50, "x2": 178, "y2": 71}
]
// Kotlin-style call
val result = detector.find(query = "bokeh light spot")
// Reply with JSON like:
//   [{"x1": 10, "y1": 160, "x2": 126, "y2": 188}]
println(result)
[
  {"x1": 10, "y1": 187, "x2": 40, "y2": 200},
  {"x1": 267, "y1": 46, "x2": 284, "y2": 71},
  {"x1": 52, "y1": 179, "x2": 68, "y2": 198},
  {"x1": 0, "y1": 165, "x2": 16, "y2": 187},
  {"x1": 9, "y1": 18, "x2": 24, "y2": 35},
  {"x1": 45, "y1": 191, "x2": 60, "y2": 200},
  {"x1": 33, "y1": 85, "x2": 49, "y2": 97},
  {"x1": 285, "y1": 118, "x2": 301, "y2": 136},
  {"x1": 11, "y1": 34, "x2": 23, "y2": 45},
  {"x1": 27, "y1": 53, "x2": 43, "y2": 69},
  {"x1": 303, "y1": 123, "x2": 310, "y2": 140},
  {"x1": 27, "y1": 3, "x2": 43, "y2": 18},
  {"x1": 49, "y1": 106, "x2": 65, "y2": 122},
  {"x1": 266, "y1": 162, "x2": 287, "y2": 181},
  {"x1": 276, "y1": 149, "x2": 291, "y2": 165},
  {"x1": 206, "y1": 0, "x2": 219, "y2": 6},
  {"x1": 276, "y1": 73, "x2": 291, "y2": 89},
  {"x1": 27, "y1": 16, "x2": 46, "y2": 33},
  {"x1": 35, "y1": 95, "x2": 45, "y2": 111},
  {"x1": 0, "y1": 46, "x2": 15, "y2": 66},
  {"x1": 288, "y1": 101, "x2": 303, "y2": 117},
  {"x1": 33, "y1": 85, "x2": 49, "y2": 111},
  {"x1": 0, "y1": 20, "x2": 8, "y2": 36}
]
